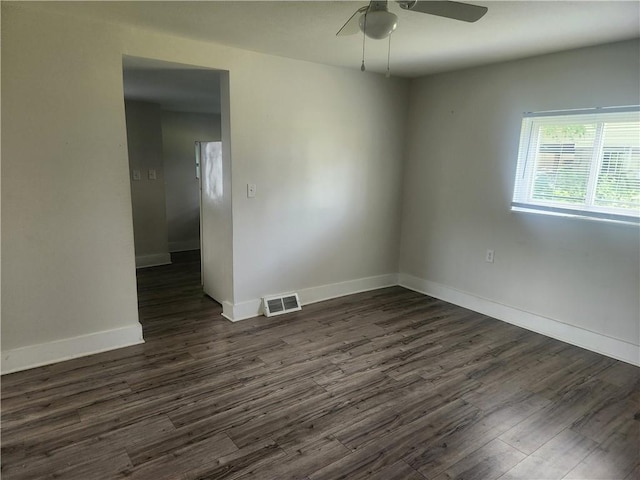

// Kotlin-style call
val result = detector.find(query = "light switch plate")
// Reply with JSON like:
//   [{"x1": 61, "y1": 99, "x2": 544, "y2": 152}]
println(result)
[
  {"x1": 132, "y1": 169, "x2": 141, "y2": 181},
  {"x1": 247, "y1": 183, "x2": 256, "y2": 198},
  {"x1": 148, "y1": 169, "x2": 157, "y2": 180}
]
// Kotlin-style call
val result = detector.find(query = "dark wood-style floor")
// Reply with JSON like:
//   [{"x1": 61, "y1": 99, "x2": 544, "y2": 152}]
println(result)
[{"x1": 2, "y1": 251, "x2": 639, "y2": 479}]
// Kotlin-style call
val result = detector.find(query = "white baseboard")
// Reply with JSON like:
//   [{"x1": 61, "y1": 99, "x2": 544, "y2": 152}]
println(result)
[
  {"x1": 169, "y1": 240, "x2": 200, "y2": 253},
  {"x1": 136, "y1": 253, "x2": 172, "y2": 269},
  {"x1": 221, "y1": 273, "x2": 399, "y2": 322},
  {"x1": 1, "y1": 323, "x2": 145, "y2": 375},
  {"x1": 398, "y1": 273, "x2": 640, "y2": 367},
  {"x1": 298, "y1": 273, "x2": 399, "y2": 306},
  {"x1": 6, "y1": 272, "x2": 634, "y2": 373},
  {"x1": 222, "y1": 299, "x2": 261, "y2": 322}
]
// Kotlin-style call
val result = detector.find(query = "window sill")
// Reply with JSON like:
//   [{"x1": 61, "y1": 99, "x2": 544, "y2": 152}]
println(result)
[{"x1": 510, "y1": 204, "x2": 640, "y2": 227}]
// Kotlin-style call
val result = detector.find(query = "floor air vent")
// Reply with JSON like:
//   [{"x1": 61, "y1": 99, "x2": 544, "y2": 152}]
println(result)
[{"x1": 262, "y1": 293, "x2": 301, "y2": 317}]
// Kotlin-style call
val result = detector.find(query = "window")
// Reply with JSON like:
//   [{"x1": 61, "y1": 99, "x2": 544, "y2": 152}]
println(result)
[{"x1": 512, "y1": 106, "x2": 640, "y2": 225}]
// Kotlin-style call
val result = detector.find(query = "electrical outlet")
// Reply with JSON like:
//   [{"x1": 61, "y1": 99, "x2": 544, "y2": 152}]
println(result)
[{"x1": 485, "y1": 249, "x2": 494, "y2": 263}]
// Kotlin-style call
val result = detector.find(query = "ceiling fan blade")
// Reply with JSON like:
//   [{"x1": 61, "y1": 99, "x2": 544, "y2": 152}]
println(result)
[
  {"x1": 399, "y1": 1, "x2": 487, "y2": 23},
  {"x1": 336, "y1": 6, "x2": 369, "y2": 36}
]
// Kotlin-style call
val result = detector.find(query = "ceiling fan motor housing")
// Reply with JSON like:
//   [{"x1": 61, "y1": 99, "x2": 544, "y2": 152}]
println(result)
[
  {"x1": 359, "y1": 1, "x2": 398, "y2": 39},
  {"x1": 397, "y1": 0, "x2": 418, "y2": 10},
  {"x1": 337, "y1": 0, "x2": 489, "y2": 41}
]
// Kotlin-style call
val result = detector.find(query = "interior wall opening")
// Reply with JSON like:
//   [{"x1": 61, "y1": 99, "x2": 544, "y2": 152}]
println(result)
[{"x1": 121, "y1": 55, "x2": 233, "y2": 330}]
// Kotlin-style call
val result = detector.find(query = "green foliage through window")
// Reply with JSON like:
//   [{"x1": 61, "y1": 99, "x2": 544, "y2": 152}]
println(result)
[
  {"x1": 541, "y1": 124, "x2": 587, "y2": 142},
  {"x1": 512, "y1": 107, "x2": 640, "y2": 224}
]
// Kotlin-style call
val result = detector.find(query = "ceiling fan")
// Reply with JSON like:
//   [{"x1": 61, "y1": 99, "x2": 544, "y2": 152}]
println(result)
[{"x1": 337, "y1": 0, "x2": 488, "y2": 40}]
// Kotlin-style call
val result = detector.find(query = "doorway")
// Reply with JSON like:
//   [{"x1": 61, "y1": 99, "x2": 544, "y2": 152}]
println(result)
[{"x1": 122, "y1": 56, "x2": 233, "y2": 320}]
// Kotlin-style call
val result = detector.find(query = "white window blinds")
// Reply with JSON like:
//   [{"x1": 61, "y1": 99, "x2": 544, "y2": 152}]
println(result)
[{"x1": 512, "y1": 106, "x2": 640, "y2": 225}]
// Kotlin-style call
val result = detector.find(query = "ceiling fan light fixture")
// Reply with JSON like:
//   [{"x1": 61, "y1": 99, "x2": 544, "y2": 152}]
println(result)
[{"x1": 359, "y1": 10, "x2": 398, "y2": 39}]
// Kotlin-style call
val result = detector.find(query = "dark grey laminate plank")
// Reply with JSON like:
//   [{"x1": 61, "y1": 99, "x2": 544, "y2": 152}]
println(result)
[
  {"x1": 189, "y1": 440, "x2": 287, "y2": 480},
  {"x1": 225, "y1": 389, "x2": 353, "y2": 449},
  {"x1": 1, "y1": 361, "x2": 150, "y2": 404},
  {"x1": 529, "y1": 355, "x2": 617, "y2": 400},
  {"x1": 75, "y1": 370, "x2": 248, "y2": 424},
  {"x1": 366, "y1": 460, "x2": 426, "y2": 480},
  {"x1": 499, "y1": 377, "x2": 620, "y2": 455},
  {"x1": 597, "y1": 361, "x2": 640, "y2": 388},
  {"x1": 492, "y1": 351, "x2": 574, "y2": 392},
  {"x1": 123, "y1": 354, "x2": 266, "y2": 394},
  {"x1": 1, "y1": 438, "x2": 134, "y2": 480},
  {"x1": 2, "y1": 381, "x2": 131, "y2": 431},
  {"x1": 570, "y1": 388, "x2": 639, "y2": 444},
  {"x1": 334, "y1": 373, "x2": 480, "y2": 450},
  {"x1": 116, "y1": 432, "x2": 238, "y2": 480},
  {"x1": 265, "y1": 378, "x2": 429, "y2": 454},
  {"x1": 407, "y1": 387, "x2": 549, "y2": 477},
  {"x1": 563, "y1": 420, "x2": 640, "y2": 480},
  {"x1": 624, "y1": 463, "x2": 640, "y2": 480},
  {"x1": 235, "y1": 437, "x2": 350, "y2": 480},
  {"x1": 0, "y1": 410, "x2": 81, "y2": 445},
  {"x1": 432, "y1": 438, "x2": 525, "y2": 480},
  {"x1": 2, "y1": 414, "x2": 174, "y2": 469},
  {"x1": 166, "y1": 372, "x2": 329, "y2": 427},
  {"x1": 498, "y1": 428, "x2": 597, "y2": 480},
  {"x1": 0, "y1": 343, "x2": 150, "y2": 393},
  {"x1": 139, "y1": 382, "x2": 328, "y2": 461},
  {"x1": 309, "y1": 399, "x2": 480, "y2": 480},
  {"x1": 2, "y1": 253, "x2": 637, "y2": 480}
]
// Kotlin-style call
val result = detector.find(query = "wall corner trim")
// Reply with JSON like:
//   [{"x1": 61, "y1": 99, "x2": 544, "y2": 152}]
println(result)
[
  {"x1": 222, "y1": 300, "x2": 262, "y2": 322},
  {"x1": 221, "y1": 273, "x2": 399, "y2": 322},
  {"x1": 398, "y1": 273, "x2": 640, "y2": 367},
  {"x1": 1, "y1": 323, "x2": 145, "y2": 375}
]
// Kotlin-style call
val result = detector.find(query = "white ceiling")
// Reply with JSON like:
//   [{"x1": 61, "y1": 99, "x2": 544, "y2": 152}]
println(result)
[{"x1": 24, "y1": 1, "x2": 640, "y2": 78}]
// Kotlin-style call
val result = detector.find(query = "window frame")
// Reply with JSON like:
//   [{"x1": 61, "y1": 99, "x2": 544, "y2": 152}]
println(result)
[{"x1": 511, "y1": 106, "x2": 640, "y2": 226}]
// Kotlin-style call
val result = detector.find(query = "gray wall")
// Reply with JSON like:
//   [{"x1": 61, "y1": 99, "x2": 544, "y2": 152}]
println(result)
[
  {"x1": 161, "y1": 110, "x2": 221, "y2": 253},
  {"x1": 125, "y1": 100, "x2": 170, "y2": 266},
  {"x1": 400, "y1": 40, "x2": 640, "y2": 348},
  {"x1": 1, "y1": 4, "x2": 408, "y2": 368},
  {"x1": 4, "y1": 1, "x2": 635, "y2": 372}
]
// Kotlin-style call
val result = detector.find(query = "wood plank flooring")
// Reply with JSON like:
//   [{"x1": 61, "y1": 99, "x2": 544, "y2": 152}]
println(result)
[{"x1": 2, "y1": 250, "x2": 639, "y2": 479}]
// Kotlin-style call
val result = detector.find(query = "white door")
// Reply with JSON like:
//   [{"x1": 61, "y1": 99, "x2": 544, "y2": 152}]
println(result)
[{"x1": 197, "y1": 141, "x2": 230, "y2": 304}]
